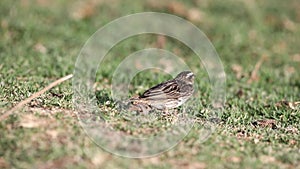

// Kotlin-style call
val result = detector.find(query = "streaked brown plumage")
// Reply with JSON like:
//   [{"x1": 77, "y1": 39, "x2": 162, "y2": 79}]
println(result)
[{"x1": 129, "y1": 71, "x2": 195, "y2": 113}]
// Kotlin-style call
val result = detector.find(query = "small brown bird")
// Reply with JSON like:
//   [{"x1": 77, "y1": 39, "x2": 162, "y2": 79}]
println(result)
[{"x1": 129, "y1": 71, "x2": 195, "y2": 113}]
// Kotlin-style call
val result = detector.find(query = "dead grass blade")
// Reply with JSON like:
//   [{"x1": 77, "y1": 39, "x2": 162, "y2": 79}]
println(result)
[
  {"x1": 252, "y1": 119, "x2": 277, "y2": 129},
  {"x1": 0, "y1": 74, "x2": 73, "y2": 121},
  {"x1": 247, "y1": 55, "x2": 267, "y2": 84},
  {"x1": 275, "y1": 100, "x2": 300, "y2": 110}
]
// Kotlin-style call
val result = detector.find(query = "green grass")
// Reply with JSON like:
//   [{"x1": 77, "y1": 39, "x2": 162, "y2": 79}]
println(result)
[{"x1": 0, "y1": 0, "x2": 299, "y2": 168}]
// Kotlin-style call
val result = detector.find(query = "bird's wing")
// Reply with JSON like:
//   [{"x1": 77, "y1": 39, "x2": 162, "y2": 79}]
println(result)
[{"x1": 140, "y1": 80, "x2": 182, "y2": 100}]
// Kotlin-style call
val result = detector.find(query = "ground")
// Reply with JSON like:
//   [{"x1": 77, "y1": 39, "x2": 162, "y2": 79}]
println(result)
[{"x1": 0, "y1": 0, "x2": 299, "y2": 168}]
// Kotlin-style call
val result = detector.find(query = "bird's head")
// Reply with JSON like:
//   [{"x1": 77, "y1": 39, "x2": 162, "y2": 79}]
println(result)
[{"x1": 175, "y1": 71, "x2": 195, "y2": 84}]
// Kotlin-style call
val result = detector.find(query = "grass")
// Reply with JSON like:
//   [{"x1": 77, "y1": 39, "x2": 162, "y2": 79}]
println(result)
[{"x1": 0, "y1": 0, "x2": 299, "y2": 168}]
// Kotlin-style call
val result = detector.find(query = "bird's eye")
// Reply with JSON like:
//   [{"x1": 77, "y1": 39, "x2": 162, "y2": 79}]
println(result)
[{"x1": 186, "y1": 72, "x2": 194, "y2": 79}]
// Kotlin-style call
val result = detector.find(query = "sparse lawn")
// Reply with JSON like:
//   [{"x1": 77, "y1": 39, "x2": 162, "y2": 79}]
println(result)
[{"x1": 0, "y1": 0, "x2": 299, "y2": 168}]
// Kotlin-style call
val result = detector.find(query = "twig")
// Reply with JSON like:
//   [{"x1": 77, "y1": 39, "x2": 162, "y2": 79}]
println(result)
[
  {"x1": 247, "y1": 55, "x2": 267, "y2": 84},
  {"x1": 0, "y1": 74, "x2": 73, "y2": 121}
]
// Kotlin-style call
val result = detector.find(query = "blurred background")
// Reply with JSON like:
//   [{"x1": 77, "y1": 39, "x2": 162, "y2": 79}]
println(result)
[{"x1": 0, "y1": 0, "x2": 299, "y2": 168}]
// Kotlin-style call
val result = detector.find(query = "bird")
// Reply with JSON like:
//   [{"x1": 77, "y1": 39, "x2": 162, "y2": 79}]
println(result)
[{"x1": 128, "y1": 71, "x2": 195, "y2": 114}]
